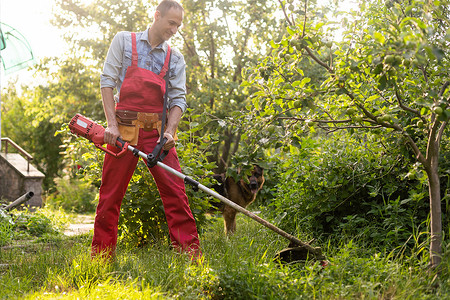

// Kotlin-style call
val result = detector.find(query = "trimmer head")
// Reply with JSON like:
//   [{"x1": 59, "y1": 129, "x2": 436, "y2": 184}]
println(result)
[{"x1": 274, "y1": 241, "x2": 327, "y2": 265}]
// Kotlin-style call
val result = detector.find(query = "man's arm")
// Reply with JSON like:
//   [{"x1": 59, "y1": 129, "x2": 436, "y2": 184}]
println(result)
[
  {"x1": 161, "y1": 105, "x2": 182, "y2": 150},
  {"x1": 100, "y1": 32, "x2": 124, "y2": 146},
  {"x1": 101, "y1": 87, "x2": 120, "y2": 146},
  {"x1": 160, "y1": 49, "x2": 187, "y2": 150}
]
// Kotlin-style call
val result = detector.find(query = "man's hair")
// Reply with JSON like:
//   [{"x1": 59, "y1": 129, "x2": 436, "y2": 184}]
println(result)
[{"x1": 156, "y1": 0, "x2": 184, "y2": 16}]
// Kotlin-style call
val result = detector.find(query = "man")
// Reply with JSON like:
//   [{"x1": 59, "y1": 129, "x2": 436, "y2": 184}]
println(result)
[{"x1": 93, "y1": 0, "x2": 201, "y2": 260}]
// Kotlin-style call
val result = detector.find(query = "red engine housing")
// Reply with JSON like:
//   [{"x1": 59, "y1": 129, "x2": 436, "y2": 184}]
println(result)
[{"x1": 69, "y1": 114, "x2": 128, "y2": 158}]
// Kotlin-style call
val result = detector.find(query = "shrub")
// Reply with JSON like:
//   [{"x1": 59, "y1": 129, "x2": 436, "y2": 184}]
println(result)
[
  {"x1": 45, "y1": 178, "x2": 98, "y2": 213},
  {"x1": 263, "y1": 132, "x2": 430, "y2": 251},
  {"x1": 12, "y1": 209, "x2": 61, "y2": 238}
]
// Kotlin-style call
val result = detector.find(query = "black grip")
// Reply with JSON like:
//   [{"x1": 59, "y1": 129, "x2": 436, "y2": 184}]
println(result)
[
  {"x1": 147, "y1": 137, "x2": 169, "y2": 168},
  {"x1": 116, "y1": 137, "x2": 126, "y2": 149}
]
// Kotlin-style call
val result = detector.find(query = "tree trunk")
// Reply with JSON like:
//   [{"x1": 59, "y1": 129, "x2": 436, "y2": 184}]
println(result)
[
  {"x1": 217, "y1": 129, "x2": 233, "y2": 173},
  {"x1": 426, "y1": 160, "x2": 442, "y2": 269}
]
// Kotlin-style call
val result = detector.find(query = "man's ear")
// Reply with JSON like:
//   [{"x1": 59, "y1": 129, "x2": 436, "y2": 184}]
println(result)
[{"x1": 154, "y1": 10, "x2": 161, "y2": 21}]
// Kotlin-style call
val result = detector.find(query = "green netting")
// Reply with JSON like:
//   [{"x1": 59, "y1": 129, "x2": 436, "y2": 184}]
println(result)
[
  {"x1": 0, "y1": 22, "x2": 35, "y2": 74},
  {"x1": 0, "y1": 31, "x2": 5, "y2": 50}
]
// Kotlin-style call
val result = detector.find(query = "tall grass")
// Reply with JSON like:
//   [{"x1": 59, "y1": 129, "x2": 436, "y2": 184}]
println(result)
[{"x1": 1, "y1": 213, "x2": 449, "y2": 299}]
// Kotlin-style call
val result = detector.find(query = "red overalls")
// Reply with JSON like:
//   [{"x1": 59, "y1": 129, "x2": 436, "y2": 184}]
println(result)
[{"x1": 91, "y1": 32, "x2": 201, "y2": 259}]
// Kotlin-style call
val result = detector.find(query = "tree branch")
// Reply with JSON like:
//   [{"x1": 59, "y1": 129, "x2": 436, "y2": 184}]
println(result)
[
  {"x1": 302, "y1": 0, "x2": 308, "y2": 38},
  {"x1": 438, "y1": 81, "x2": 450, "y2": 98},
  {"x1": 437, "y1": 121, "x2": 448, "y2": 145},
  {"x1": 179, "y1": 30, "x2": 203, "y2": 69},
  {"x1": 394, "y1": 83, "x2": 421, "y2": 117},
  {"x1": 277, "y1": 0, "x2": 292, "y2": 27},
  {"x1": 342, "y1": 87, "x2": 426, "y2": 162},
  {"x1": 304, "y1": 46, "x2": 333, "y2": 72}
]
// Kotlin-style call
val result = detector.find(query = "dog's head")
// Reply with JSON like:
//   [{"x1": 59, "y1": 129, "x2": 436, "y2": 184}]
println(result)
[{"x1": 247, "y1": 165, "x2": 265, "y2": 194}]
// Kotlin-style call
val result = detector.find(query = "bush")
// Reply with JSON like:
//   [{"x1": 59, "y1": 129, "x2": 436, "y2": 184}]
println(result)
[
  {"x1": 0, "y1": 207, "x2": 68, "y2": 244},
  {"x1": 263, "y1": 132, "x2": 430, "y2": 251},
  {"x1": 45, "y1": 178, "x2": 98, "y2": 213},
  {"x1": 12, "y1": 209, "x2": 61, "y2": 238}
]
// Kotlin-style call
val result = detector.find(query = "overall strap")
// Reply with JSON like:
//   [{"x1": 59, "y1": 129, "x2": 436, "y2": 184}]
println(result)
[
  {"x1": 131, "y1": 32, "x2": 138, "y2": 66},
  {"x1": 159, "y1": 45, "x2": 171, "y2": 77},
  {"x1": 158, "y1": 47, "x2": 172, "y2": 147}
]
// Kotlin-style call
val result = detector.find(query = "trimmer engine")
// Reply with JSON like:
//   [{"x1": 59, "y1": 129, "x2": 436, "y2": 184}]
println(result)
[{"x1": 69, "y1": 113, "x2": 128, "y2": 158}]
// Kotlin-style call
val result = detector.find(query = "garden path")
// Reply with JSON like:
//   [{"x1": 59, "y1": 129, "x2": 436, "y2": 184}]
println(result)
[{"x1": 63, "y1": 214, "x2": 94, "y2": 236}]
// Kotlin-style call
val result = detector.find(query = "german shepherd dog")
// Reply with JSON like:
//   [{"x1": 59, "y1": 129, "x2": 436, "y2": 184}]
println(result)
[{"x1": 211, "y1": 165, "x2": 265, "y2": 234}]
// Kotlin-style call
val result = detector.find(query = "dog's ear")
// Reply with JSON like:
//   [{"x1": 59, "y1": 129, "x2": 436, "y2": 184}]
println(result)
[
  {"x1": 212, "y1": 173, "x2": 226, "y2": 183},
  {"x1": 253, "y1": 165, "x2": 264, "y2": 177}
]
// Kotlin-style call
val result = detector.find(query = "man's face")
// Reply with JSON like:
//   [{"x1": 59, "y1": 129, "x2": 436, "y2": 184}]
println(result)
[{"x1": 154, "y1": 8, "x2": 183, "y2": 41}]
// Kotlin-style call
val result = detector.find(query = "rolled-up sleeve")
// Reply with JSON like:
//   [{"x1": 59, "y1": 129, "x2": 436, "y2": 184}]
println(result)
[
  {"x1": 168, "y1": 52, "x2": 187, "y2": 113},
  {"x1": 100, "y1": 32, "x2": 124, "y2": 89}
]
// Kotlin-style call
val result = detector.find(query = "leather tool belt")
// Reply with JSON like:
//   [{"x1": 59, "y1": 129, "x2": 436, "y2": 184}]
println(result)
[{"x1": 116, "y1": 110, "x2": 163, "y2": 146}]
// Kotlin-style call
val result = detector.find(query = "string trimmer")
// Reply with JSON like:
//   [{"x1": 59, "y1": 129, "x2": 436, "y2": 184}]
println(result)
[{"x1": 69, "y1": 113, "x2": 326, "y2": 264}]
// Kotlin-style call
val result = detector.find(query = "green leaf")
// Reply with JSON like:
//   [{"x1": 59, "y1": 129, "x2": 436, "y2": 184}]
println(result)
[
  {"x1": 378, "y1": 75, "x2": 387, "y2": 90},
  {"x1": 366, "y1": 95, "x2": 379, "y2": 102},
  {"x1": 270, "y1": 40, "x2": 280, "y2": 49},
  {"x1": 432, "y1": 46, "x2": 445, "y2": 61},
  {"x1": 292, "y1": 77, "x2": 311, "y2": 88},
  {"x1": 373, "y1": 31, "x2": 385, "y2": 44},
  {"x1": 286, "y1": 26, "x2": 296, "y2": 36}
]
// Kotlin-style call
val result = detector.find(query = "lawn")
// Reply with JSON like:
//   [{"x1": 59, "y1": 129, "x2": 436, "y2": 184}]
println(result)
[{"x1": 1, "y1": 208, "x2": 449, "y2": 299}]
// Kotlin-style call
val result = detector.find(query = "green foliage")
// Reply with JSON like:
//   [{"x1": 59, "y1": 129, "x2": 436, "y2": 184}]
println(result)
[
  {"x1": 1, "y1": 56, "x2": 102, "y2": 190},
  {"x1": 240, "y1": 0, "x2": 450, "y2": 266},
  {"x1": 45, "y1": 178, "x2": 98, "y2": 213},
  {"x1": 0, "y1": 207, "x2": 68, "y2": 245},
  {"x1": 262, "y1": 132, "x2": 430, "y2": 251},
  {"x1": 0, "y1": 213, "x2": 14, "y2": 247},
  {"x1": 176, "y1": 0, "x2": 283, "y2": 171},
  {"x1": 242, "y1": 0, "x2": 450, "y2": 159},
  {"x1": 11, "y1": 209, "x2": 64, "y2": 239},
  {"x1": 52, "y1": 0, "x2": 153, "y2": 68}
]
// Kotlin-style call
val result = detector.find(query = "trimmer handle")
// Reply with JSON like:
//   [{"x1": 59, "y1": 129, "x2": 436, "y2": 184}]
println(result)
[
  {"x1": 147, "y1": 137, "x2": 168, "y2": 168},
  {"x1": 93, "y1": 137, "x2": 129, "y2": 158}
]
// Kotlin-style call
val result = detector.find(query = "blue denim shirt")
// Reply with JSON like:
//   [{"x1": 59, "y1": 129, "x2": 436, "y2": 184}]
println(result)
[{"x1": 100, "y1": 29, "x2": 187, "y2": 112}]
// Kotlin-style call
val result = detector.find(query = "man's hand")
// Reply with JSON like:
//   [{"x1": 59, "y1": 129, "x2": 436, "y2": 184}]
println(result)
[
  {"x1": 160, "y1": 106, "x2": 182, "y2": 151},
  {"x1": 104, "y1": 124, "x2": 121, "y2": 146},
  {"x1": 158, "y1": 132, "x2": 175, "y2": 150}
]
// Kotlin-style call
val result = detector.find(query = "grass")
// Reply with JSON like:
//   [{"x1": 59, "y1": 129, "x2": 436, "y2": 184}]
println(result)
[{"x1": 1, "y1": 210, "x2": 449, "y2": 299}]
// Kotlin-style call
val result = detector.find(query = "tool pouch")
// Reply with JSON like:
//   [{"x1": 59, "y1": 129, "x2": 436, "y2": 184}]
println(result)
[
  {"x1": 115, "y1": 110, "x2": 178, "y2": 145},
  {"x1": 136, "y1": 112, "x2": 177, "y2": 141},
  {"x1": 116, "y1": 110, "x2": 139, "y2": 146},
  {"x1": 137, "y1": 112, "x2": 163, "y2": 131}
]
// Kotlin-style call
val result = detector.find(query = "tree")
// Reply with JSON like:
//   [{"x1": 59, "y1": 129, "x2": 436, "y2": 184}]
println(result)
[
  {"x1": 244, "y1": 0, "x2": 449, "y2": 269},
  {"x1": 1, "y1": 56, "x2": 102, "y2": 189},
  {"x1": 52, "y1": 0, "x2": 152, "y2": 68},
  {"x1": 52, "y1": 0, "x2": 285, "y2": 174},
  {"x1": 179, "y1": 0, "x2": 283, "y2": 172}
]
